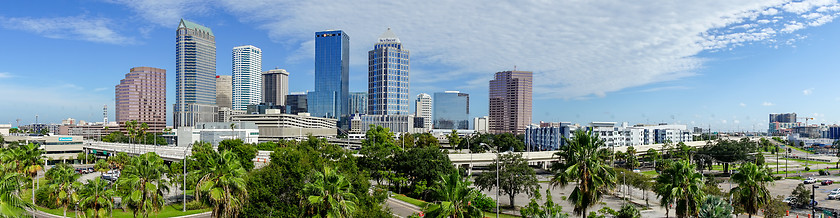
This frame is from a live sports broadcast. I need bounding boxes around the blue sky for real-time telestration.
[1,0,839,132]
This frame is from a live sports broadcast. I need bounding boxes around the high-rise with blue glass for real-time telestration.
[308,30,349,128]
[368,28,410,115]
[175,19,217,127]
[433,91,470,130]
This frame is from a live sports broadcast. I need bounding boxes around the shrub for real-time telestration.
[471,191,496,211]
[819,169,827,175]
[185,200,206,210]
[805,166,811,171]
[35,187,58,209]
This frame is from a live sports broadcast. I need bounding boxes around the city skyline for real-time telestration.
[2,1,840,131]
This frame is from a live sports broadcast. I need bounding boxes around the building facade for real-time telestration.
[770,113,797,123]
[489,70,533,135]
[368,28,410,115]
[286,93,308,115]
[433,91,470,130]
[115,67,167,133]
[215,75,232,109]
[232,45,262,110]
[415,93,432,130]
[263,69,289,107]
[349,92,367,114]
[350,114,417,134]
[231,110,337,141]
[525,122,693,150]
[309,30,349,127]
[175,19,217,127]
[473,116,489,133]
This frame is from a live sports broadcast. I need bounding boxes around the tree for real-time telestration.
[446,129,461,149]
[698,139,756,174]
[195,150,249,217]
[550,130,617,217]
[391,146,455,197]
[126,120,138,144]
[0,165,33,217]
[139,122,149,144]
[494,133,524,152]
[94,159,110,176]
[118,152,169,218]
[305,166,358,218]
[520,189,569,218]
[425,172,482,218]
[414,133,440,148]
[654,160,705,218]
[16,143,43,205]
[731,162,773,218]
[615,204,641,218]
[108,152,130,172]
[790,184,810,208]
[45,164,80,217]
[475,153,538,207]
[697,195,732,218]
[359,125,398,185]
[397,133,415,149]
[218,139,257,171]
[77,177,115,218]
[763,195,789,218]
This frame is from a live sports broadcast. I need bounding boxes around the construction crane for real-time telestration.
[798,117,814,126]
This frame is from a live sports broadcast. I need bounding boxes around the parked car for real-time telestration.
[783,196,795,203]
[804,177,818,184]
[829,192,840,200]
[823,180,835,185]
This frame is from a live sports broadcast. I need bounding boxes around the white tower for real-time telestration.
[103,104,108,123]
[415,93,432,130]
[232,45,263,110]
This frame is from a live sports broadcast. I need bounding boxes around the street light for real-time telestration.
[621,171,626,206]
[183,143,192,212]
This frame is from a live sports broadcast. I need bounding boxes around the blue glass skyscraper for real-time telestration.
[368,28,410,115]
[309,30,349,128]
[433,91,470,130]
[175,19,217,127]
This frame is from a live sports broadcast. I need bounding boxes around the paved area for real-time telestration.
[385,197,422,217]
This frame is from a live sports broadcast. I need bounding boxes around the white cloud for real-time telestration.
[739,102,747,107]
[762,101,775,106]
[803,88,814,95]
[0,72,11,79]
[721,120,728,124]
[0,16,134,44]
[113,0,840,99]
[734,120,741,124]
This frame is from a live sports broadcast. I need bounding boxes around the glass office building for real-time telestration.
[349,92,367,114]
[232,45,262,111]
[309,30,349,128]
[433,91,470,130]
[175,19,217,127]
[368,28,410,115]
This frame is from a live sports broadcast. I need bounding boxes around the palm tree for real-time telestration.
[195,150,248,218]
[304,166,358,218]
[697,195,732,218]
[550,129,617,217]
[139,122,149,145]
[731,162,773,218]
[118,152,169,218]
[109,152,130,172]
[78,177,115,218]
[94,159,110,176]
[45,164,81,217]
[14,143,44,205]
[0,162,33,217]
[654,160,705,218]
[126,120,138,145]
[427,172,482,218]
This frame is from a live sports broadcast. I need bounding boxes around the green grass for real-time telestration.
[21,189,210,218]
[640,171,659,177]
[787,146,815,154]
[782,158,828,165]
[392,194,520,218]
[772,169,823,175]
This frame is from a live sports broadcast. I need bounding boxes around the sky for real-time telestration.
[1,0,840,132]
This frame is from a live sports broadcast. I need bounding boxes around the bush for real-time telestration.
[35,187,58,209]
[805,166,811,171]
[185,200,206,210]
[471,191,496,211]
[819,169,827,175]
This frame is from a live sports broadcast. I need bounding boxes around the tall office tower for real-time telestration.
[175,19,217,127]
[286,93,308,114]
[262,69,289,106]
[232,45,262,110]
[489,70,533,135]
[309,30,349,127]
[415,93,432,129]
[769,113,797,123]
[433,91,469,130]
[115,67,167,133]
[216,75,232,108]
[103,105,108,123]
[349,92,367,114]
[368,28,410,115]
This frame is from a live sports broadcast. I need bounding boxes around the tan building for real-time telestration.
[4,135,83,161]
[116,67,167,133]
[231,110,337,141]
[489,70,532,135]
[216,75,233,109]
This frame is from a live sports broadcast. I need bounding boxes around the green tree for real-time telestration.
[425,172,482,218]
[475,153,538,207]
[0,164,33,217]
[16,143,44,205]
[494,133,524,152]
[520,189,569,218]
[615,204,641,218]
[359,125,398,185]
[139,122,149,144]
[305,166,358,218]
[414,133,440,148]
[446,129,461,149]
[763,195,789,218]
[391,146,455,195]
[731,162,773,218]
[126,120,138,144]
[218,138,257,171]
[697,195,732,218]
[196,150,249,217]
[45,164,80,217]
[654,160,705,218]
[94,159,110,176]
[118,152,169,218]
[108,152,130,172]
[77,177,115,218]
[790,184,810,208]
[550,130,617,217]
[397,133,415,149]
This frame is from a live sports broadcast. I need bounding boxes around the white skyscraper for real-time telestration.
[415,93,432,130]
[232,45,262,110]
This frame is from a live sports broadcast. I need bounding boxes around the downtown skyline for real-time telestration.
[2,1,840,132]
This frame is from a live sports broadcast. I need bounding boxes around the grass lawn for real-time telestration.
[782,158,828,165]
[772,169,823,175]
[640,171,658,177]
[787,146,815,154]
[21,189,210,218]
[392,194,519,218]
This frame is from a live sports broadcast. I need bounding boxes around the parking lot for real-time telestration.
[765,175,840,213]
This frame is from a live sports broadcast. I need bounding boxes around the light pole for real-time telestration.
[621,171,626,206]
[467,136,472,176]
[496,151,499,218]
[183,143,192,212]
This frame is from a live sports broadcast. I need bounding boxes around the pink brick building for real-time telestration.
[115,67,167,133]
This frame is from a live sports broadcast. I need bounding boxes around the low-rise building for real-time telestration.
[350,114,421,134]
[3,135,83,162]
[177,122,259,146]
[525,122,692,151]
[231,110,337,141]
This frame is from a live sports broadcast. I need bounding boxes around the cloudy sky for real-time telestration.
[1,0,839,131]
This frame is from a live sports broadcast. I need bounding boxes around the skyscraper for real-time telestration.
[489,70,533,135]
[433,91,469,130]
[175,19,217,127]
[415,93,432,130]
[349,92,367,114]
[368,28,410,115]
[216,75,232,109]
[116,67,166,133]
[309,30,349,127]
[286,93,308,115]
[232,45,262,110]
[262,69,289,106]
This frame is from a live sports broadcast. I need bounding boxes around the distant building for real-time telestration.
[180,122,259,146]
[262,69,289,106]
[433,91,469,130]
[350,114,417,134]
[286,93,308,114]
[231,110,337,141]
[19,123,61,134]
[116,67,167,133]
[246,103,283,115]
[3,135,83,163]
[368,28,410,115]
[415,93,432,130]
[473,116,489,133]
[215,75,232,109]
[525,122,692,150]
[217,107,246,122]
[232,45,262,110]
[0,124,11,136]
[175,19,217,127]
[489,70,532,135]
[770,113,797,123]
[349,92,367,114]
[309,30,349,128]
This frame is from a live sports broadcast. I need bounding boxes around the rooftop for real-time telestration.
[179,19,214,36]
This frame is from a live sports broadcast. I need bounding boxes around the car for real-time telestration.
[823,180,835,185]
[783,196,795,203]
[804,177,818,184]
[829,192,840,200]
